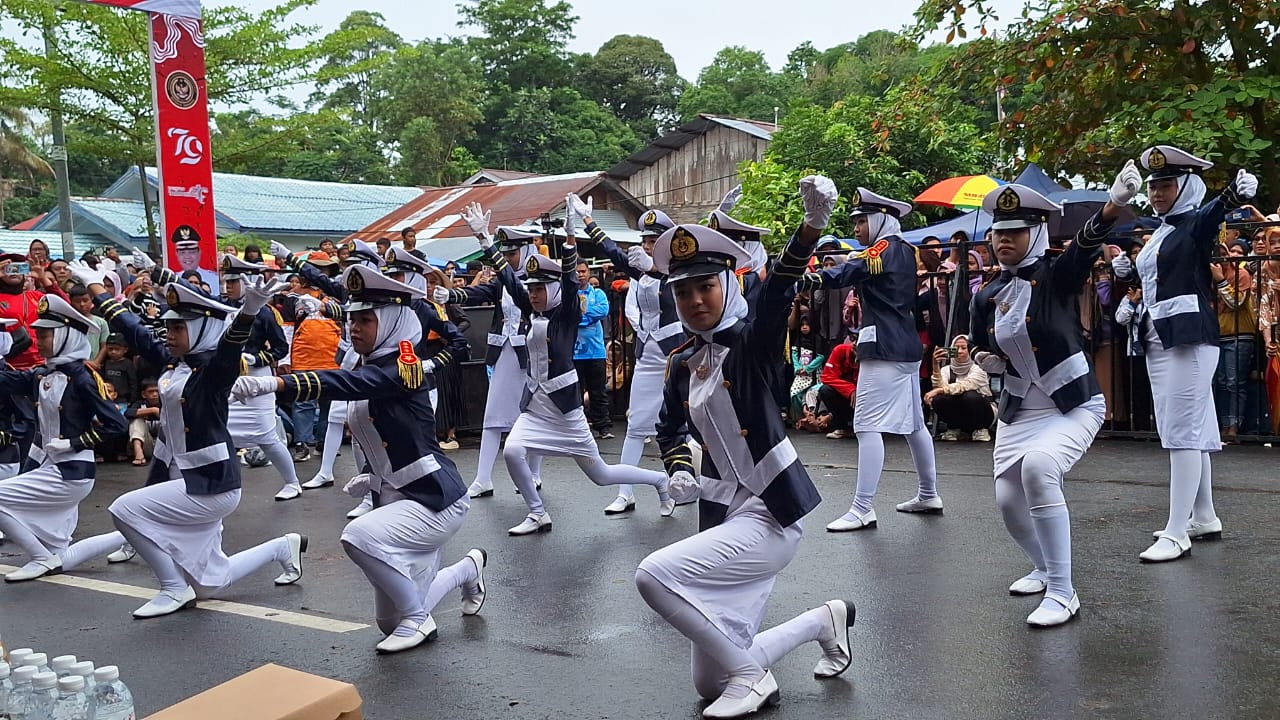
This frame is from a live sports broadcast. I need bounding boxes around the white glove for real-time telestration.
[231,374,279,403]
[800,174,839,230]
[1232,169,1258,200]
[131,251,156,271]
[973,350,1007,375]
[563,199,577,238]
[626,245,654,273]
[1109,159,1142,206]
[240,275,289,316]
[241,352,257,368]
[343,473,371,498]
[44,438,72,454]
[294,294,321,319]
[1111,253,1133,279]
[566,193,593,221]
[68,260,107,288]
[717,185,743,214]
[667,470,700,505]
[462,202,492,240]
[269,241,292,260]
[431,286,451,304]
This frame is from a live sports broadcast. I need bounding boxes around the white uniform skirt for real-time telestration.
[626,342,668,438]
[228,366,279,446]
[506,398,599,458]
[340,490,469,594]
[0,462,19,480]
[1145,339,1221,452]
[109,480,241,588]
[0,465,93,554]
[483,344,525,431]
[993,396,1105,477]
[327,399,350,425]
[854,360,925,434]
[637,497,802,649]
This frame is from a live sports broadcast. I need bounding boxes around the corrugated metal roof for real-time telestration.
[606,114,778,180]
[71,198,151,239]
[462,169,545,185]
[0,229,126,257]
[8,214,44,230]
[346,171,608,243]
[104,167,426,234]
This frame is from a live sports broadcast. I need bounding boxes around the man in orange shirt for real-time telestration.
[286,294,342,461]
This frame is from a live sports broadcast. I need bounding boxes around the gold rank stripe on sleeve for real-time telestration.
[78,427,102,448]
[100,298,130,323]
[288,371,322,402]
[0,431,10,447]
[1076,214,1111,248]
[256,351,274,367]
[560,249,578,273]
[447,288,467,304]
[487,247,509,273]
[432,350,452,369]
[224,323,253,346]
[773,243,813,279]
[154,267,178,285]
[586,223,608,243]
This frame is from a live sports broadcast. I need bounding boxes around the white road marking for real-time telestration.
[0,564,369,633]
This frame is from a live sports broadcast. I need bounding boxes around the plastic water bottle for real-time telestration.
[17,656,48,676]
[7,666,37,719]
[22,672,57,720]
[4,652,32,673]
[0,662,13,719]
[64,665,92,718]
[88,668,132,720]
[47,659,76,680]
[48,677,87,720]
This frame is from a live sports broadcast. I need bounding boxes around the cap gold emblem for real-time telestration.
[671,228,698,261]
[1148,148,1167,170]
[165,287,180,307]
[996,187,1021,213]
[708,213,720,230]
[643,210,656,226]
[220,255,233,271]
[495,229,509,243]
[37,297,49,314]
[851,190,863,207]
[525,256,540,274]
[347,270,365,293]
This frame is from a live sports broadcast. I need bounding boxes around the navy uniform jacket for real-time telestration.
[0,361,127,475]
[0,333,37,465]
[153,267,288,369]
[281,354,466,511]
[820,237,922,362]
[492,245,583,414]
[98,294,255,494]
[970,213,1112,423]
[1140,193,1238,349]
[445,265,530,368]
[411,299,468,374]
[579,220,687,357]
[657,233,822,531]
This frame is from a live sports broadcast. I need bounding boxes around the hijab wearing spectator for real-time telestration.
[949,334,973,378]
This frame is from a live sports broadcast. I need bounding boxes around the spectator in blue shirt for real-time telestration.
[574,261,613,439]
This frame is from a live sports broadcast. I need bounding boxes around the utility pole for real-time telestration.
[43,16,76,259]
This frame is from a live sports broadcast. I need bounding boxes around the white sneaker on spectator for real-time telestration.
[826,428,853,439]
[972,429,991,442]
[941,429,961,441]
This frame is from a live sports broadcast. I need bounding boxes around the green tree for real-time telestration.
[677,46,795,123]
[914,0,1280,206]
[476,87,640,174]
[457,0,578,92]
[0,104,50,186]
[575,35,686,139]
[309,11,405,132]
[280,111,391,184]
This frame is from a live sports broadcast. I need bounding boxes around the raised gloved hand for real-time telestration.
[626,245,654,273]
[1109,159,1143,206]
[431,286,451,304]
[462,202,492,242]
[231,374,279,403]
[973,350,1007,375]
[1232,169,1259,201]
[240,275,290,316]
[241,352,258,368]
[68,260,107,288]
[563,196,577,238]
[717,185,743,214]
[343,473,371,498]
[796,272,824,293]
[44,438,72,454]
[1111,253,1133,279]
[566,193,593,222]
[667,470,700,505]
[800,174,839,230]
[269,241,292,261]
[131,251,156,271]
[293,294,321,319]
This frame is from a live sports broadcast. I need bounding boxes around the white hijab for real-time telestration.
[45,325,92,367]
[401,272,426,292]
[998,223,1051,272]
[676,270,749,342]
[865,212,903,244]
[184,315,231,355]
[368,304,422,360]
[1153,174,1207,222]
[741,241,768,273]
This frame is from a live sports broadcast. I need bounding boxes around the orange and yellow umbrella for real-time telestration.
[914,175,1008,210]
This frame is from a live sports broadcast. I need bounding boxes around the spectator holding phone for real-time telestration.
[925,335,994,441]
[0,254,47,369]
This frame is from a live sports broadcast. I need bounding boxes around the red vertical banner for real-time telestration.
[147,12,218,285]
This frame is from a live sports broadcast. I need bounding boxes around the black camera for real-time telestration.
[540,213,565,232]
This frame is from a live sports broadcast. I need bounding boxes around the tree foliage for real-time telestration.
[677,47,796,123]
[574,35,686,139]
[309,10,405,131]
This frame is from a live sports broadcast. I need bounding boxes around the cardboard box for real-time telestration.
[145,663,362,720]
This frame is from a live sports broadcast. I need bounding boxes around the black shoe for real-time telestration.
[599,430,615,440]
[291,444,312,463]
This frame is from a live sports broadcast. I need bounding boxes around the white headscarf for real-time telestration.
[45,324,91,367]
[1153,174,1207,221]
[676,270,750,342]
[741,240,768,273]
[401,272,426,292]
[998,223,1052,272]
[865,212,903,244]
[183,314,231,355]
[368,304,422,360]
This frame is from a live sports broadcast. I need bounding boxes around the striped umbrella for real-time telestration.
[914,175,1008,210]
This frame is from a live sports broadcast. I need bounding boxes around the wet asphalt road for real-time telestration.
[2,430,1277,720]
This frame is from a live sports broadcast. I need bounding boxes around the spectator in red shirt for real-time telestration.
[0,254,48,369]
[819,333,859,439]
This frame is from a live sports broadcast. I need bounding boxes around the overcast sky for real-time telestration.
[208,0,1028,82]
